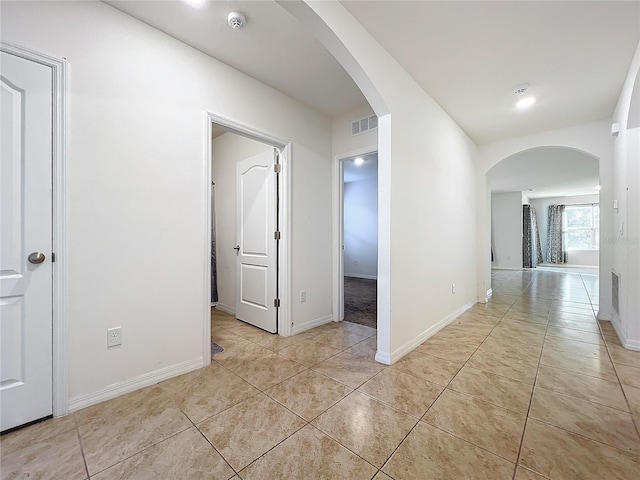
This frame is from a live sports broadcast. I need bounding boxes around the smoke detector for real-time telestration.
[514,84,529,95]
[228,12,246,29]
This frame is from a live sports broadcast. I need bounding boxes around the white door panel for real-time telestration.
[1,51,53,431]
[235,150,277,333]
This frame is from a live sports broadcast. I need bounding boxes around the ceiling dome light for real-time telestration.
[228,11,247,29]
[183,0,205,7]
[516,96,536,110]
[596,185,602,191]
[354,157,364,166]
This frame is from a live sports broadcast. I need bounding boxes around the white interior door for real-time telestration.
[1,51,54,431]
[235,149,278,333]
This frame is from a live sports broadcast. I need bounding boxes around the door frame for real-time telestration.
[1,42,68,417]
[332,145,378,322]
[204,112,292,356]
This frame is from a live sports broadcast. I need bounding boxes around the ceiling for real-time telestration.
[105,1,639,145]
[343,152,378,183]
[487,147,599,199]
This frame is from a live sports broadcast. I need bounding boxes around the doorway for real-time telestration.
[206,114,292,338]
[339,151,378,329]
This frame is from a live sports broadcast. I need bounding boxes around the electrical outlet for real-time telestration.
[107,327,122,348]
[452,283,456,294]
[300,290,307,303]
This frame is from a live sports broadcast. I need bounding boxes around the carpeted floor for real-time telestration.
[344,276,377,329]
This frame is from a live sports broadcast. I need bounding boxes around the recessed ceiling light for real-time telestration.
[183,0,205,7]
[516,96,536,110]
[596,185,602,191]
[354,157,364,166]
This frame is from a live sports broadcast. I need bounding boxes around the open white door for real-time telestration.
[1,51,54,431]
[235,149,278,333]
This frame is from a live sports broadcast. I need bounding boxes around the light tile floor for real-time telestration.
[2,270,640,479]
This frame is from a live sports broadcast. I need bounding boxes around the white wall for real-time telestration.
[211,133,273,312]
[529,194,600,267]
[344,177,378,278]
[282,1,479,364]
[1,0,334,408]
[491,192,524,269]
[610,39,640,350]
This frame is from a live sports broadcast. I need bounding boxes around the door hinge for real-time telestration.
[274,298,280,308]
[274,231,281,240]
[274,163,281,173]
[52,253,56,262]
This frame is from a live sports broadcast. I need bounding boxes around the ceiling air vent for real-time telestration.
[351,115,378,136]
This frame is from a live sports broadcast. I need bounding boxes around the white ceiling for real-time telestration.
[104,0,368,118]
[487,147,599,199]
[105,1,640,145]
[343,152,378,183]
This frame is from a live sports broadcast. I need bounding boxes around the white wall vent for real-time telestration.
[612,270,620,313]
[351,115,378,136]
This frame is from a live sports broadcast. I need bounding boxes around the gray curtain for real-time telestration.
[522,205,543,268]
[546,204,568,264]
[211,182,219,303]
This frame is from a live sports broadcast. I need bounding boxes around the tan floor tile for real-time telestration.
[478,336,542,364]
[342,321,377,338]
[211,328,245,348]
[502,312,549,325]
[264,369,352,421]
[312,328,370,349]
[390,350,462,386]
[230,352,307,390]
[197,393,305,471]
[605,332,624,347]
[448,366,533,414]
[529,387,640,455]
[428,328,487,347]
[358,368,443,418]
[223,322,273,341]
[616,363,640,389]
[76,386,191,475]
[0,414,77,456]
[469,302,511,316]
[548,317,599,334]
[276,339,341,367]
[497,318,548,335]
[487,326,545,347]
[448,311,502,326]
[466,349,538,385]
[598,319,617,335]
[546,326,604,345]
[239,425,377,480]
[159,363,260,424]
[520,418,640,480]
[0,428,86,480]
[423,389,526,462]
[515,467,548,479]
[343,336,377,360]
[543,335,608,359]
[382,422,514,480]
[312,392,417,467]
[212,340,273,370]
[312,352,385,388]
[91,427,235,480]
[608,343,640,368]
[373,472,394,480]
[623,384,640,419]
[535,365,628,410]
[539,348,618,382]
[441,321,495,336]
[415,336,477,363]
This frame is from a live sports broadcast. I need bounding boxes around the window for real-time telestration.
[563,204,599,250]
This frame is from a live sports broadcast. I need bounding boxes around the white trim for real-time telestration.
[375,301,475,365]
[597,309,611,321]
[333,145,378,323]
[68,358,204,412]
[345,273,377,280]
[490,267,524,271]
[214,303,236,316]
[291,314,333,335]
[1,43,68,418]
[607,316,640,351]
[206,112,292,339]
[625,339,640,351]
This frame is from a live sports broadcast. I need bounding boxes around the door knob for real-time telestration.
[28,252,46,264]
[233,245,240,252]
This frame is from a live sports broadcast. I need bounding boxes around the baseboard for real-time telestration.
[215,303,235,315]
[626,339,640,351]
[292,314,333,335]
[344,273,377,280]
[491,267,523,271]
[383,301,475,365]
[68,357,204,412]
[597,310,611,321]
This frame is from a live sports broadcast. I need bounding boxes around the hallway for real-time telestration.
[2,270,639,479]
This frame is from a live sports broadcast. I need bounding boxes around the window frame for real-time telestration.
[562,203,599,251]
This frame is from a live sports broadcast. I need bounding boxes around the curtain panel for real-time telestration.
[522,205,543,268]
[546,204,568,264]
